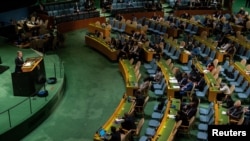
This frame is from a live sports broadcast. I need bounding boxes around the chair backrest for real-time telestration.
[236,75,244,84]
[246,64,250,71]
[121,129,132,141]
[134,118,144,136]
[241,81,248,90]
[229,85,235,95]
[245,87,250,97]
[222,60,229,69]
[240,58,247,66]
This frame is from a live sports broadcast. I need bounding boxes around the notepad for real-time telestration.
[23,62,32,67]
[169,77,175,80]
[169,79,178,83]
[173,85,180,89]
[168,114,175,119]
[222,111,227,115]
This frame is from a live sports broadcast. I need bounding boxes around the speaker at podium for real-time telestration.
[11,57,46,97]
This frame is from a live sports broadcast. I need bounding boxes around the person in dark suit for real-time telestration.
[176,97,197,126]
[105,126,121,141]
[195,73,206,91]
[176,77,194,99]
[227,100,244,123]
[15,51,24,73]
[120,113,136,131]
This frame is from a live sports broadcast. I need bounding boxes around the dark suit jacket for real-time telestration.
[196,78,206,91]
[180,82,193,95]
[121,116,136,130]
[109,131,121,141]
[15,57,24,73]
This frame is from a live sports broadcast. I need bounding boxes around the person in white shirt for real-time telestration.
[216,83,230,101]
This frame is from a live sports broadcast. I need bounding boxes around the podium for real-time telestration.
[11,57,46,97]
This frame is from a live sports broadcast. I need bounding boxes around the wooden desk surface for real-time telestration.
[214,103,229,125]
[22,57,43,72]
[193,35,225,62]
[85,35,119,61]
[119,59,138,96]
[157,59,180,96]
[153,98,181,141]
[93,96,133,141]
[88,23,111,38]
[234,62,250,82]
[227,35,250,50]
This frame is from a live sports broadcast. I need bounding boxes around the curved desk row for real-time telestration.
[93,96,134,141]
[193,35,225,63]
[87,23,111,38]
[177,17,211,36]
[119,59,139,96]
[85,35,119,61]
[157,59,180,98]
[153,98,181,141]
[194,60,220,102]
[233,62,250,82]
[227,35,250,50]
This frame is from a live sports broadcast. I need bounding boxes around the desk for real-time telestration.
[194,60,220,102]
[119,59,138,96]
[214,103,229,125]
[93,96,134,141]
[233,62,250,82]
[87,23,111,38]
[193,35,225,62]
[142,46,155,62]
[153,98,181,141]
[22,57,43,72]
[157,59,180,98]
[85,35,119,61]
[227,35,250,50]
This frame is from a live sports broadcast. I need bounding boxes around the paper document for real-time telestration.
[23,62,32,67]
[173,85,180,89]
[168,114,175,119]
[169,79,178,83]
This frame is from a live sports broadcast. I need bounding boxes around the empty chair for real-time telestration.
[237,86,250,100]
[197,131,208,141]
[239,50,250,61]
[154,83,167,98]
[146,63,158,74]
[144,59,156,70]
[170,50,181,62]
[230,75,244,87]
[196,85,209,99]
[235,80,248,93]
[153,78,165,90]
[198,116,214,131]
[221,65,234,77]
[220,60,229,72]
[181,59,192,73]
[199,102,214,116]
[199,108,214,123]
[200,47,210,58]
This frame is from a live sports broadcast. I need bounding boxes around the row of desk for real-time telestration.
[119,59,139,96]
[194,59,220,102]
[193,35,225,63]
[93,96,134,141]
[85,35,119,61]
